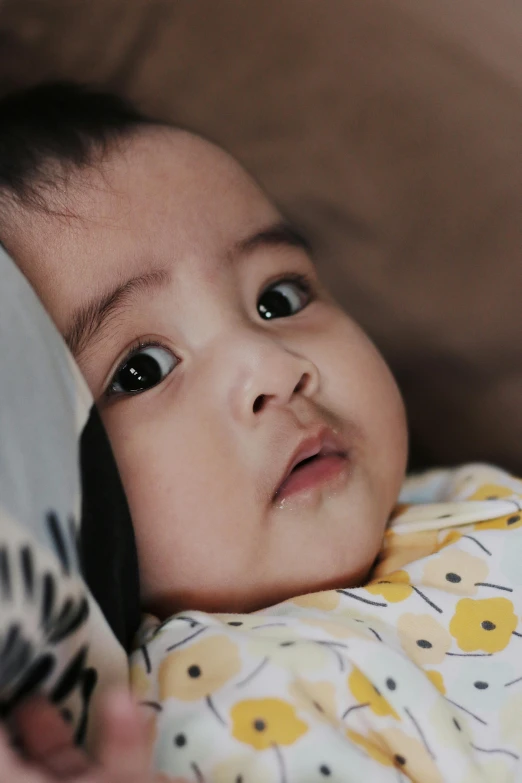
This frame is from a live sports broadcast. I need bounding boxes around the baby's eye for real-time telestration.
[257,276,312,320]
[107,344,178,397]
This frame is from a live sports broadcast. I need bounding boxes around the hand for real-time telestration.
[0,689,183,782]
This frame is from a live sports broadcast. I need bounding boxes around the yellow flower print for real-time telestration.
[468,482,522,530]
[247,635,330,672]
[347,668,399,719]
[380,728,443,783]
[290,591,340,610]
[366,570,412,602]
[437,530,462,550]
[475,512,522,531]
[158,634,241,701]
[373,531,440,577]
[426,670,446,695]
[469,484,514,501]
[397,613,452,665]
[346,730,393,767]
[289,679,338,725]
[368,571,443,614]
[231,698,308,750]
[422,549,489,596]
[449,597,518,653]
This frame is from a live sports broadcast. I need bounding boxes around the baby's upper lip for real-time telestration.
[274,427,347,499]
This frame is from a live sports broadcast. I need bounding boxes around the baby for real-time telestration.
[1,83,522,783]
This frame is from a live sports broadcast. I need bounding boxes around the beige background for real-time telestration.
[1,0,521,472]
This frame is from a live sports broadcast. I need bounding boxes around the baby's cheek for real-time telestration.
[365,367,408,516]
[317,316,407,505]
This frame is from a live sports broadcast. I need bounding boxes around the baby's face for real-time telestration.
[10,128,407,613]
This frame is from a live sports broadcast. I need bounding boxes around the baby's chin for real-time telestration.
[147,563,376,618]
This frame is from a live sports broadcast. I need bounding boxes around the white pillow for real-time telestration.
[0,245,139,747]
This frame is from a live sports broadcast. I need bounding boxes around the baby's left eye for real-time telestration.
[107,344,178,397]
[257,277,312,320]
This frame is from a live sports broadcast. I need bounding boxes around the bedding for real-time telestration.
[0,244,140,746]
[131,464,522,782]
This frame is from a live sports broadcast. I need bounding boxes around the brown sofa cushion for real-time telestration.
[1,0,521,471]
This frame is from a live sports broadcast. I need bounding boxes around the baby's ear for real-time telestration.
[0,244,138,748]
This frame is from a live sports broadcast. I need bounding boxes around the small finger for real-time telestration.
[0,723,44,783]
[13,697,89,776]
[0,724,19,769]
[97,690,150,779]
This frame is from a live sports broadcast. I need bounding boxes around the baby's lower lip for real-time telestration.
[274,453,348,501]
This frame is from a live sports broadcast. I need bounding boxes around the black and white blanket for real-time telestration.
[0,246,140,747]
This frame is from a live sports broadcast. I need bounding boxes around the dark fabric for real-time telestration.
[80,407,140,653]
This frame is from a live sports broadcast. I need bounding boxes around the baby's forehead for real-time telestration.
[104,127,258,197]
[9,136,284,344]
[59,127,277,239]
[8,128,285,343]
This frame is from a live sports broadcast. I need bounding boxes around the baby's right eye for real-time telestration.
[107,343,178,397]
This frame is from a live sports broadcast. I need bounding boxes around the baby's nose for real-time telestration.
[252,370,314,414]
[228,337,320,423]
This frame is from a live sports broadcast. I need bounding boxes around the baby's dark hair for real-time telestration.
[0,81,155,214]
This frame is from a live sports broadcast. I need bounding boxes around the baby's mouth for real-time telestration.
[273,429,348,502]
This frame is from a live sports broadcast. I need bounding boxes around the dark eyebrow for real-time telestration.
[65,221,310,357]
[64,267,171,356]
[231,221,312,261]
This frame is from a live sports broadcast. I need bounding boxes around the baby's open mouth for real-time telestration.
[292,453,322,470]
[273,430,348,502]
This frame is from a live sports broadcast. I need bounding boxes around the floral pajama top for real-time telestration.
[130,463,522,782]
